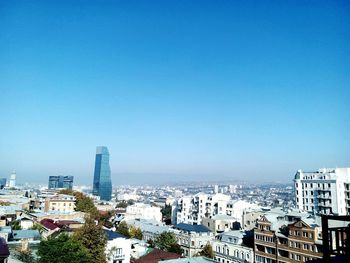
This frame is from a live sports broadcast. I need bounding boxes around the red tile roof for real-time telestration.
[40,219,60,231]
[134,249,181,263]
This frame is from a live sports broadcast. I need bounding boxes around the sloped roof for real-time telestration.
[104,230,126,240]
[12,230,40,240]
[174,223,210,233]
[134,248,181,263]
[40,219,60,231]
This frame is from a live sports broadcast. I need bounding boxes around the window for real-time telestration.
[303,244,309,250]
[295,254,301,261]
[303,232,308,237]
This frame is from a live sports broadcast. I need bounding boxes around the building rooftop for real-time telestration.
[12,230,40,240]
[134,248,181,263]
[104,230,126,240]
[174,223,210,233]
[161,256,217,263]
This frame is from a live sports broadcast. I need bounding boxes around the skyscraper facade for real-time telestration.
[93,146,112,201]
[9,171,16,188]
[48,175,74,190]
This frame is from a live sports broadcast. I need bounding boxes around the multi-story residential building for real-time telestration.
[93,146,112,201]
[172,193,231,225]
[125,203,162,222]
[48,175,74,190]
[226,200,260,226]
[173,223,214,257]
[212,230,254,263]
[105,230,131,263]
[173,194,260,226]
[294,168,350,215]
[242,210,263,230]
[44,194,76,212]
[254,211,323,263]
[202,215,238,234]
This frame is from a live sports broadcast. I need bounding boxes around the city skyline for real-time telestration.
[1,1,349,185]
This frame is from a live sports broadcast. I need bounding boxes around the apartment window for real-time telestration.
[295,230,300,236]
[295,254,301,261]
[303,244,309,250]
[303,232,308,238]
[328,183,331,188]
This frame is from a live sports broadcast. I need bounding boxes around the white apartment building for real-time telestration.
[294,167,350,215]
[125,203,162,222]
[105,230,131,263]
[173,194,260,226]
[172,193,231,225]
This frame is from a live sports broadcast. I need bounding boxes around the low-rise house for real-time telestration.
[40,219,61,239]
[11,230,40,242]
[19,216,34,230]
[212,231,253,263]
[105,230,131,263]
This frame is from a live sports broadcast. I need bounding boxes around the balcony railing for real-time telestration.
[322,215,350,262]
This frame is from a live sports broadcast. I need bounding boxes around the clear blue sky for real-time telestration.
[1,0,349,185]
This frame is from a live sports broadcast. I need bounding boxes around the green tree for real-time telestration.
[73,216,107,263]
[116,201,128,208]
[197,243,214,259]
[37,233,92,263]
[116,221,130,237]
[168,243,183,255]
[59,190,99,218]
[129,226,142,240]
[161,204,172,219]
[11,220,22,230]
[154,232,179,252]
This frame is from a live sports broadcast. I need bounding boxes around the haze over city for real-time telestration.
[1,1,349,185]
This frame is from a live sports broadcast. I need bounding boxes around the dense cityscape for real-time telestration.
[0,146,349,262]
[2,1,349,263]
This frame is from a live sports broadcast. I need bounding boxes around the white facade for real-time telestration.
[173,193,231,225]
[173,194,259,226]
[294,168,350,215]
[226,200,260,225]
[105,235,131,263]
[212,231,254,263]
[9,171,16,188]
[125,203,162,222]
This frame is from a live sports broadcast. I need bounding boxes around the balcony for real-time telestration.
[322,215,350,262]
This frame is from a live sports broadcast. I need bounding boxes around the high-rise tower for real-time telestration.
[92,146,112,201]
[9,171,16,188]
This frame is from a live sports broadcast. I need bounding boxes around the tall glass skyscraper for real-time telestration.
[93,146,112,201]
[48,175,74,189]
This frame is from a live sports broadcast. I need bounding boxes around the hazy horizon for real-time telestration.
[1,1,349,185]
